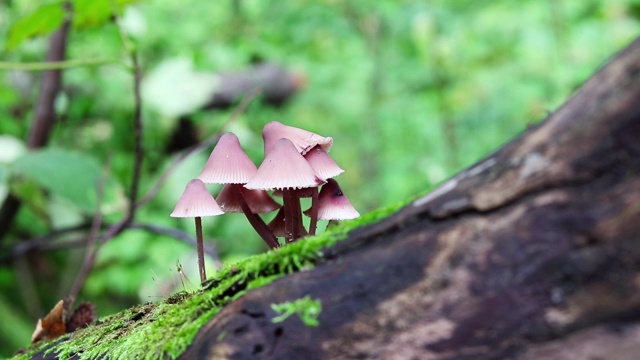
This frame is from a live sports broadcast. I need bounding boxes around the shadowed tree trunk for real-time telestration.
[179,37,640,359]
[27,37,640,360]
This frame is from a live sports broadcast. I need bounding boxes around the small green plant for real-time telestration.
[271,295,322,327]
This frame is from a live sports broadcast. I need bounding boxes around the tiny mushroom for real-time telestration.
[246,138,325,242]
[171,178,224,283]
[303,145,344,180]
[262,121,333,155]
[304,178,360,221]
[303,145,345,235]
[198,132,280,249]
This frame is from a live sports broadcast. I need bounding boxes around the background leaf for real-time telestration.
[6,2,65,50]
[10,148,124,213]
[6,0,139,50]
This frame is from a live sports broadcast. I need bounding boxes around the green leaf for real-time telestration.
[10,148,124,213]
[10,178,50,225]
[6,2,66,50]
[73,0,140,29]
[6,0,140,50]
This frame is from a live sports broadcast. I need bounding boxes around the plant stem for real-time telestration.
[308,187,319,236]
[283,189,304,242]
[195,217,206,283]
[0,58,119,71]
[233,185,279,249]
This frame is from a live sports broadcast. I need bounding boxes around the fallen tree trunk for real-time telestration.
[26,37,640,360]
[180,37,640,359]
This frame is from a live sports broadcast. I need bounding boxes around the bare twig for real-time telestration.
[0,222,221,266]
[66,167,107,310]
[62,6,145,303]
[0,58,121,71]
[130,223,220,268]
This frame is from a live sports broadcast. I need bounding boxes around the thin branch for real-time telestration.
[63,5,144,304]
[0,224,90,264]
[130,223,220,268]
[109,9,144,223]
[0,222,221,267]
[127,50,144,219]
[66,169,106,310]
[0,58,121,71]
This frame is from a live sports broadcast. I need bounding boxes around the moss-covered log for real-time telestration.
[179,37,640,359]
[25,37,640,360]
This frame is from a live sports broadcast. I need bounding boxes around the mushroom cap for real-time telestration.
[262,121,333,156]
[304,178,359,220]
[198,132,257,184]
[245,138,326,190]
[304,145,344,180]
[170,179,224,218]
[216,183,281,214]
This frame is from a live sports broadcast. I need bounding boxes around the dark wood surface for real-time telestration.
[180,36,640,359]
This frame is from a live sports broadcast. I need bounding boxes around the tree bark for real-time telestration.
[179,37,640,359]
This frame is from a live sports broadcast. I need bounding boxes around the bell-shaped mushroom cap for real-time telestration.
[304,179,359,220]
[245,138,326,190]
[263,121,333,156]
[198,132,257,184]
[216,184,281,214]
[170,179,224,218]
[304,146,344,180]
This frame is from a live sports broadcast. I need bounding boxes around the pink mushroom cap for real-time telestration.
[262,121,333,156]
[170,179,224,218]
[304,145,344,180]
[304,178,359,220]
[198,132,257,184]
[245,138,326,190]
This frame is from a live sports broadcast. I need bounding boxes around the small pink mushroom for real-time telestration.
[246,138,325,242]
[304,178,359,221]
[262,121,333,156]
[198,132,280,249]
[170,179,223,283]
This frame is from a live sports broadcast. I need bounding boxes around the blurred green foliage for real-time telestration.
[0,0,638,356]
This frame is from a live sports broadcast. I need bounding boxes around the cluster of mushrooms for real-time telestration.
[170,121,359,283]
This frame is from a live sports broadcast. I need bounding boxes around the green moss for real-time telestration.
[271,295,322,327]
[12,199,409,360]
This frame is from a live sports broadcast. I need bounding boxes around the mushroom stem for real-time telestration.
[308,187,319,236]
[283,189,304,242]
[194,216,206,283]
[232,185,279,249]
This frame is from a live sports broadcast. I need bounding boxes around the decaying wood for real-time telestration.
[180,37,640,359]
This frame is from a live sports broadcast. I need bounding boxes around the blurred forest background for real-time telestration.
[0,0,639,355]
